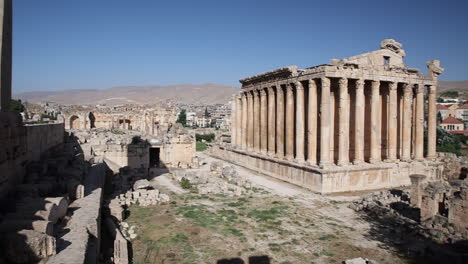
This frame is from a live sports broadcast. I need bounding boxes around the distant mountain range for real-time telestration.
[14,84,240,105]
[13,81,468,106]
[438,80,468,100]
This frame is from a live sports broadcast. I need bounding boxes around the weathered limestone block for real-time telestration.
[409,174,427,208]
[3,229,56,264]
[104,218,129,264]
[222,166,238,181]
[210,161,223,174]
[0,220,54,236]
[133,179,149,190]
[13,197,68,224]
[448,185,468,231]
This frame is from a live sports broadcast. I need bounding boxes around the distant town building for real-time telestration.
[440,116,464,131]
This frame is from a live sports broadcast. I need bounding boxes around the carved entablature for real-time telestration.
[240,66,298,87]
[380,39,406,57]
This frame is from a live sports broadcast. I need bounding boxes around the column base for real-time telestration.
[425,155,437,161]
[384,158,398,163]
[400,158,412,163]
[306,160,317,167]
[319,161,332,169]
[285,155,294,161]
[337,160,349,167]
[353,160,365,165]
[368,159,382,164]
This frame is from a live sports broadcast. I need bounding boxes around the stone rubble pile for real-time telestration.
[437,152,468,181]
[0,133,91,264]
[173,161,252,196]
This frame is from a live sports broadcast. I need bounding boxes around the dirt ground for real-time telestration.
[125,154,413,264]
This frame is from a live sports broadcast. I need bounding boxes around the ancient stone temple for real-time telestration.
[214,40,445,193]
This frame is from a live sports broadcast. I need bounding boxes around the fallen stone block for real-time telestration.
[2,229,56,264]
[0,220,54,236]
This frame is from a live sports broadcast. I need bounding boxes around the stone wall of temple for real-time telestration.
[0,113,65,198]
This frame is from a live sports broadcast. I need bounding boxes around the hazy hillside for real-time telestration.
[438,80,468,99]
[14,84,239,105]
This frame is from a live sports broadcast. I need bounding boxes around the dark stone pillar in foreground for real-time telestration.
[0,0,12,112]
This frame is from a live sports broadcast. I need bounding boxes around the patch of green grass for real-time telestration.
[157,233,189,244]
[128,206,153,219]
[196,142,207,151]
[318,234,337,241]
[247,206,288,222]
[224,227,244,237]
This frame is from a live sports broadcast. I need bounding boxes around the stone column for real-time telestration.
[260,89,268,154]
[0,0,12,112]
[387,82,398,161]
[427,85,437,159]
[241,93,248,149]
[319,77,331,167]
[295,81,305,162]
[354,79,365,164]
[415,84,425,160]
[370,80,381,163]
[401,84,413,161]
[285,83,295,160]
[276,85,285,158]
[236,95,242,146]
[267,87,276,155]
[337,78,349,166]
[247,92,254,151]
[231,95,237,147]
[307,79,318,165]
[253,90,260,152]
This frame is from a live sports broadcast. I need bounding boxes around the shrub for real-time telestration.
[195,133,215,142]
[180,178,192,189]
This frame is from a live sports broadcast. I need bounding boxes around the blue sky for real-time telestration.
[12,0,468,93]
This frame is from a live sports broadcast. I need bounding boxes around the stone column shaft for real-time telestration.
[387,82,398,161]
[253,90,261,152]
[427,85,437,159]
[337,78,349,166]
[0,0,12,112]
[370,80,381,163]
[247,92,254,151]
[415,85,425,160]
[231,95,237,147]
[236,96,242,146]
[267,87,276,155]
[295,81,305,162]
[401,84,413,161]
[354,79,365,164]
[285,83,295,160]
[260,89,268,154]
[276,85,285,158]
[242,93,248,149]
[307,79,318,165]
[319,77,331,167]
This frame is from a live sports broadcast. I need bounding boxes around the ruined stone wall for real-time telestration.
[25,123,64,161]
[0,113,65,198]
[0,113,27,198]
[161,140,195,168]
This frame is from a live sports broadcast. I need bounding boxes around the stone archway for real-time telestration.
[88,112,96,129]
[70,115,80,129]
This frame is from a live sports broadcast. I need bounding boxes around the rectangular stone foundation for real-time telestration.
[209,146,444,194]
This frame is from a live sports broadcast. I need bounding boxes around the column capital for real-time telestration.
[415,84,425,94]
[268,86,275,92]
[260,88,267,97]
[389,82,397,91]
[371,80,380,90]
[321,77,330,87]
[308,79,317,89]
[246,91,253,98]
[295,81,304,90]
[428,85,436,94]
[286,83,294,92]
[276,84,284,94]
[403,83,413,94]
[338,77,348,87]
[356,79,365,89]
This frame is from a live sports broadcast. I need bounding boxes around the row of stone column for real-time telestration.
[231,77,437,167]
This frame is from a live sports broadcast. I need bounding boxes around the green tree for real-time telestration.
[9,99,25,112]
[176,109,187,126]
[204,107,210,118]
